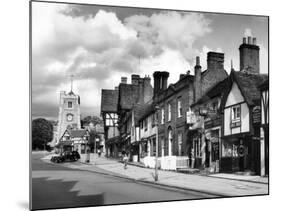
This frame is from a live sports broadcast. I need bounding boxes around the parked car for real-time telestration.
[50,151,80,163]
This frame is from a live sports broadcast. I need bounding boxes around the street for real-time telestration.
[31,153,217,210]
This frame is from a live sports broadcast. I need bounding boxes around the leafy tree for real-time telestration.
[81,116,103,127]
[32,118,53,150]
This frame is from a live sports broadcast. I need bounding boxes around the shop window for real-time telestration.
[221,140,239,157]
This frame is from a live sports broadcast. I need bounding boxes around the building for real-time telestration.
[57,89,81,142]
[259,79,269,176]
[190,78,230,172]
[101,88,119,157]
[56,129,90,154]
[220,36,268,175]
[117,75,153,158]
[151,53,228,169]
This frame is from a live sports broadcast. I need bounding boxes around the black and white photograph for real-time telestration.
[30,0,269,210]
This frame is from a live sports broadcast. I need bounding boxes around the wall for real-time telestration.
[224,82,250,136]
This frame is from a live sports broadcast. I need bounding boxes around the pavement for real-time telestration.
[44,153,269,197]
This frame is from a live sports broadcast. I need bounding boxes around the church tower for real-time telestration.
[57,77,81,141]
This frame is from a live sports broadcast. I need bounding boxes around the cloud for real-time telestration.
[244,28,253,37]
[32,3,213,119]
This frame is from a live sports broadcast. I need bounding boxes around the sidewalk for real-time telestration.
[77,153,268,197]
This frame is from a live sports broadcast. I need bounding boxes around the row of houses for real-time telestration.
[101,36,269,176]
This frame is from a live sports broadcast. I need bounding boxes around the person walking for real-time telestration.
[122,151,128,169]
[98,149,101,157]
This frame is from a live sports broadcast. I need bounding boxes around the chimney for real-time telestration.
[239,36,260,73]
[114,86,118,90]
[143,75,153,103]
[161,72,169,90]
[153,71,161,96]
[153,71,169,97]
[131,74,140,85]
[121,77,127,84]
[180,74,185,80]
[243,37,247,44]
[207,52,224,70]
[194,56,202,102]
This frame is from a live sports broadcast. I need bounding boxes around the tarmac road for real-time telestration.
[31,152,217,210]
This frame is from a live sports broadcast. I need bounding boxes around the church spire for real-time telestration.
[69,74,75,95]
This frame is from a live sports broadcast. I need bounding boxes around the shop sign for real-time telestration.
[199,107,208,116]
[186,111,197,124]
[252,106,261,124]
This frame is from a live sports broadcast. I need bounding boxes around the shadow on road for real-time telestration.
[32,177,104,210]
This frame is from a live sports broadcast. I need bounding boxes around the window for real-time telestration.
[230,105,241,128]
[144,118,148,131]
[168,103,171,121]
[152,113,155,127]
[68,101,73,108]
[177,98,183,117]
[231,105,241,121]
[161,108,164,124]
[178,132,183,156]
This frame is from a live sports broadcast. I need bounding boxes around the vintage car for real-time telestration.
[51,151,80,163]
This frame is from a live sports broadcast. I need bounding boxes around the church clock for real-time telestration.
[67,113,73,121]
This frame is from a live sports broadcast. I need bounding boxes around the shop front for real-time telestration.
[221,133,252,173]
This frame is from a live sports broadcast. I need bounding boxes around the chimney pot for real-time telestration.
[247,36,252,45]
[243,37,247,44]
[253,37,257,45]
[196,56,200,66]
[121,77,127,84]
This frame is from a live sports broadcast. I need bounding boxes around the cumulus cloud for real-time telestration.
[32,3,213,119]
[244,28,253,37]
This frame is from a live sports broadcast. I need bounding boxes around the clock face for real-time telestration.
[67,114,73,121]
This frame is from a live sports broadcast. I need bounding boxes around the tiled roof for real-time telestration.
[118,84,139,110]
[101,89,119,113]
[69,129,88,138]
[234,71,268,105]
[134,103,155,124]
[191,77,230,106]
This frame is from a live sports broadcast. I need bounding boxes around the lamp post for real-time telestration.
[155,105,160,181]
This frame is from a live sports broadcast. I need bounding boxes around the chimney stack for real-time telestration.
[131,74,140,85]
[153,71,169,97]
[207,52,224,70]
[194,56,202,102]
[239,36,260,73]
[121,77,127,84]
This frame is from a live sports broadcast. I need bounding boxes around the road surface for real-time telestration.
[31,153,217,210]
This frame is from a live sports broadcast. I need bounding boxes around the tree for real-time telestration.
[81,116,103,128]
[32,118,53,150]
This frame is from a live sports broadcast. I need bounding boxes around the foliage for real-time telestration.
[32,118,53,150]
[81,116,103,127]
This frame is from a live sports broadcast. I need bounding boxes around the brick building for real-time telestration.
[152,53,228,162]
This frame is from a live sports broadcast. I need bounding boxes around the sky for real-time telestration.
[31,1,268,120]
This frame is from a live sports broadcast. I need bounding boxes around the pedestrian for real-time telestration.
[98,149,101,157]
[123,152,128,169]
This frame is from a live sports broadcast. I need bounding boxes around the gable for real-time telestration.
[225,82,245,107]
